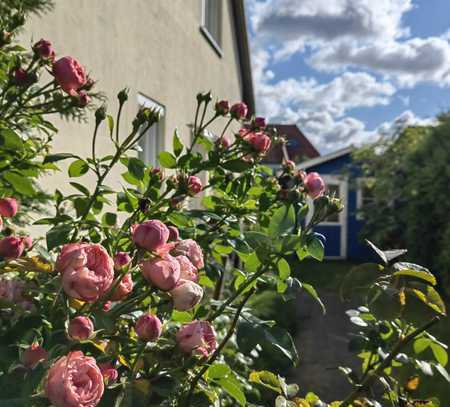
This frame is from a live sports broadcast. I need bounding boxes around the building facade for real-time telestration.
[22,0,254,193]
[300,146,374,260]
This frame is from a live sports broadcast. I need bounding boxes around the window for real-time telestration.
[324,183,340,223]
[357,178,375,219]
[201,0,223,55]
[137,94,165,168]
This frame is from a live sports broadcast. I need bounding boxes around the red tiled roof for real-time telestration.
[264,124,320,164]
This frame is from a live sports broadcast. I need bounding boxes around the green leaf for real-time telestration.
[127,157,145,180]
[173,129,183,157]
[435,363,450,382]
[68,159,89,177]
[158,151,177,168]
[70,182,90,196]
[222,159,252,173]
[413,337,431,354]
[249,370,282,393]
[43,153,78,163]
[0,129,24,150]
[3,171,34,195]
[102,212,117,226]
[217,376,246,406]
[392,262,437,286]
[307,236,324,261]
[107,114,114,135]
[269,205,296,237]
[46,224,73,251]
[277,258,291,280]
[244,231,271,251]
[302,283,326,314]
[430,343,448,367]
[208,363,231,380]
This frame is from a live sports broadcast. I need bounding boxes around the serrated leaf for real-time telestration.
[158,151,177,168]
[68,159,89,177]
[269,205,296,236]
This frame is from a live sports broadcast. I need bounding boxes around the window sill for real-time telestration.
[200,26,223,57]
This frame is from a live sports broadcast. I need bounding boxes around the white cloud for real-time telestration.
[309,37,450,87]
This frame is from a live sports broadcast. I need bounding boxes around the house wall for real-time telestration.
[21,0,245,196]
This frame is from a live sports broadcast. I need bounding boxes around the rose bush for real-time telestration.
[0,3,448,407]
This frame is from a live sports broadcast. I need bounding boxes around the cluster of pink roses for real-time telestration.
[14,38,92,106]
[41,218,217,407]
[0,197,33,259]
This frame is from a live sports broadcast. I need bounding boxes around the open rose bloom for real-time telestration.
[56,243,114,302]
[176,320,217,357]
[45,351,104,407]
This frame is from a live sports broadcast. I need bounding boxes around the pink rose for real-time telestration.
[45,351,104,407]
[57,243,114,302]
[171,239,204,269]
[168,225,180,242]
[217,136,231,149]
[13,68,30,86]
[230,102,248,120]
[0,197,18,217]
[135,313,162,342]
[170,279,203,311]
[176,320,217,357]
[103,301,112,312]
[113,252,131,271]
[132,220,169,252]
[68,316,94,341]
[52,56,87,96]
[22,236,33,249]
[303,172,325,199]
[21,343,48,369]
[244,131,271,154]
[254,116,267,129]
[78,91,91,107]
[98,362,118,384]
[237,127,252,138]
[0,236,24,259]
[176,255,198,282]
[110,273,133,301]
[33,39,55,60]
[140,255,180,291]
[187,175,202,195]
[0,216,3,229]
[215,100,230,115]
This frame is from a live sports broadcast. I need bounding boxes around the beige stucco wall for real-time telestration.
[22,0,244,196]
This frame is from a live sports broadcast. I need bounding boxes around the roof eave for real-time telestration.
[298,145,355,170]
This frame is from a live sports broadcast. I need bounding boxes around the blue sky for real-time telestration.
[246,0,450,153]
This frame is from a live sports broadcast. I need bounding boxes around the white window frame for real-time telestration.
[305,174,348,259]
[356,177,375,220]
[137,93,165,168]
[200,0,223,57]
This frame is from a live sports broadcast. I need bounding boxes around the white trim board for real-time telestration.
[298,145,354,170]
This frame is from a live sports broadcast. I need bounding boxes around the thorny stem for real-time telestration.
[340,316,441,407]
[184,288,255,406]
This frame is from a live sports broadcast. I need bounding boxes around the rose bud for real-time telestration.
[45,351,104,407]
[13,68,30,86]
[216,136,231,149]
[135,313,162,342]
[103,301,112,312]
[78,91,91,107]
[168,225,180,242]
[132,220,169,252]
[151,167,163,179]
[98,362,118,385]
[187,175,202,195]
[230,102,248,120]
[282,159,296,172]
[244,131,271,154]
[140,255,180,291]
[56,243,114,302]
[113,252,131,271]
[303,172,326,199]
[176,255,198,282]
[215,100,230,115]
[82,76,96,91]
[176,320,217,357]
[110,273,133,301]
[21,343,48,369]
[170,279,203,311]
[171,239,204,269]
[52,56,87,96]
[22,236,33,249]
[0,197,18,217]
[68,316,94,341]
[32,39,55,61]
[0,236,24,259]
[254,116,267,129]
